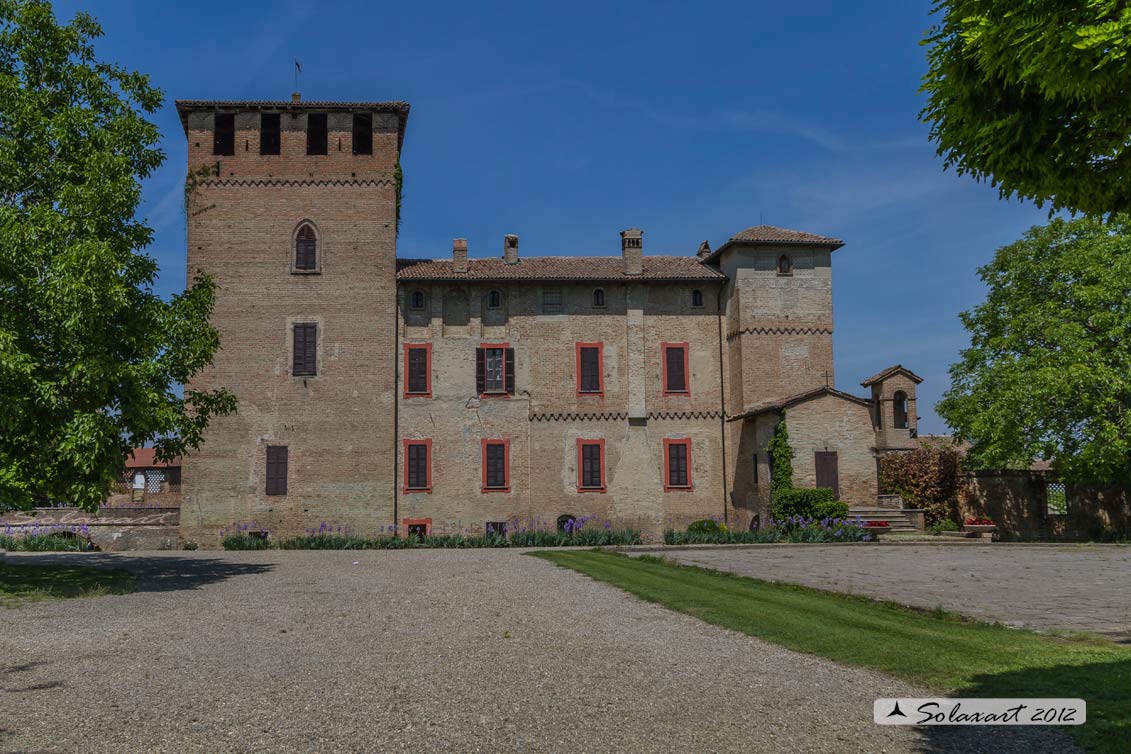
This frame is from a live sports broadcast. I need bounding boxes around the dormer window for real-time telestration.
[592,288,605,308]
[294,224,318,271]
[777,254,793,276]
[691,289,704,308]
[409,290,426,311]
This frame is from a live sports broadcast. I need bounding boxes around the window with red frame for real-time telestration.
[481,439,510,492]
[577,342,603,395]
[664,438,692,490]
[662,342,689,395]
[577,439,605,491]
[404,344,431,397]
[476,344,515,395]
[404,440,431,492]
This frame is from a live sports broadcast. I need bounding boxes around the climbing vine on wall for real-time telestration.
[767,415,794,492]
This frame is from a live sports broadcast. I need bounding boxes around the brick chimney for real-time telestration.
[452,238,468,273]
[697,240,711,261]
[291,92,301,103]
[620,228,643,276]
[503,234,519,265]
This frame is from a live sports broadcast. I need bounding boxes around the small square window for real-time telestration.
[486,521,508,538]
[407,523,427,537]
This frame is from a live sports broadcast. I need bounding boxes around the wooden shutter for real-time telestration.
[407,444,428,489]
[582,444,602,488]
[505,348,515,395]
[665,346,686,392]
[475,348,485,394]
[265,446,287,496]
[814,451,840,499]
[485,443,506,488]
[668,443,688,487]
[579,347,600,393]
[293,323,317,376]
[295,226,316,270]
[407,347,428,394]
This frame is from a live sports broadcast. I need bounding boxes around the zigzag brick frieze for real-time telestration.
[199,177,394,189]
[726,325,832,341]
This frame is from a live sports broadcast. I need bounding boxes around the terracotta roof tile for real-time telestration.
[396,256,725,282]
[860,364,924,387]
[126,448,182,469]
[727,386,872,422]
[729,225,844,246]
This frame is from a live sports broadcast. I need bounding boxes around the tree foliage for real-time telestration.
[937,216,1131,485]
[0,1,235,510]
[879,444,962,526]
[921,1,1131,215]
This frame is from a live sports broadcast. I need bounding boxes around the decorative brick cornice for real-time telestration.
[726,326,832,341]
[529,411,629,422]
[198,177,394,189]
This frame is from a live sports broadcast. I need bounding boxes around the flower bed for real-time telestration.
[965,516,995,526]
[664,516,874,545]
[221,518,643,551]
[1,523,95,552]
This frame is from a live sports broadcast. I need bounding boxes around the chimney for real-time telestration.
[452,238,468,273]
[291,92,301,103]
[696,240,712,261]
[620,228,643,275]
[503,234,519,265]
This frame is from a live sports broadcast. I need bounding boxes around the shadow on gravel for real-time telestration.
[8,554,274,594]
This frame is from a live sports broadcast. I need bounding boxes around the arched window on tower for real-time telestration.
[295,224,317,271]
[893,390,909,429]
[777,254,793,276]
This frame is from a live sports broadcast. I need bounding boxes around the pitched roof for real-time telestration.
[860,364,924,387]
[704,225,844,264]
[126,448,182,469]
[727,386,872,422]
[395,256,726,282]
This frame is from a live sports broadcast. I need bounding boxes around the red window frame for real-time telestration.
[661,342,690,396]
[402,517,432,537]
[663,438,693,491]
[576,438,607,493]
[402,439,432,493]
[403,342,432,398]
[480,438,511,493]
[480,341,510,397]
[575,341,604,396]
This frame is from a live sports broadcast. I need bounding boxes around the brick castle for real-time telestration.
[177,96,922,544]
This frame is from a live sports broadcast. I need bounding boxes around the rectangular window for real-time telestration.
[265,445,287,496]
[576,342,603,395]
[476,344,514,396]
[306,113,328,155]
[664,438,692,491]
[213,113,235,156]
[404,440,432,492]
[481,439,510,492]
[292,322,317,377]
[661,342,689,395]
[485,521,507,538]
[404,343,432,397]
[352,113,372,155]
[542,286,562,314]
[577,439,606,492]
[260,113,281,155]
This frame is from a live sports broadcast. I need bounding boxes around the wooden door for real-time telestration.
[815,451,840,499]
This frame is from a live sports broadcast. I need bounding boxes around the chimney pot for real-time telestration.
[620,228,643,275]
[453,238,468,273]
[291,92,301,103]
[503,234,519,264]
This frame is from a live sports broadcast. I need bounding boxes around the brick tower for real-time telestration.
[177,97,409,543]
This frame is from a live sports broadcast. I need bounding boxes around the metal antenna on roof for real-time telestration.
[294,58,301,96]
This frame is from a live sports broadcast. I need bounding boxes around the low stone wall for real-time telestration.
[0,507,180,551]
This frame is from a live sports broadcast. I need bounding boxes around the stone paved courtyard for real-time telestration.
[639,543,1131,642]
[0,549,1077,753]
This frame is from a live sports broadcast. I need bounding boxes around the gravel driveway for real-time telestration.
[0,550,1076,753]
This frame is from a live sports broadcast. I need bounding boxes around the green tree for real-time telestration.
[920,1,1131,215]
[938,216,1131,485]
[0,1,235,510]
[767,417,793,492]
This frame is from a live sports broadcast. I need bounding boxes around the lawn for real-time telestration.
[0,562,135,606]
[534,550,1131,754]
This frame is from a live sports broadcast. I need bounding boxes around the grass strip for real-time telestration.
[0,562,135,606]
[533,549,1130,754]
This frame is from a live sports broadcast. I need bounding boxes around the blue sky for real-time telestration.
[56,0,1050,434]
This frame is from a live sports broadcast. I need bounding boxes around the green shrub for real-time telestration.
[0,533,94,552]
[772,487,836,519]
[687,519,722,534]
[664,520,872,545]
[813,500,850,520]
[223,528,643,550]
[929,519,960,535]
[221,533,270,550]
